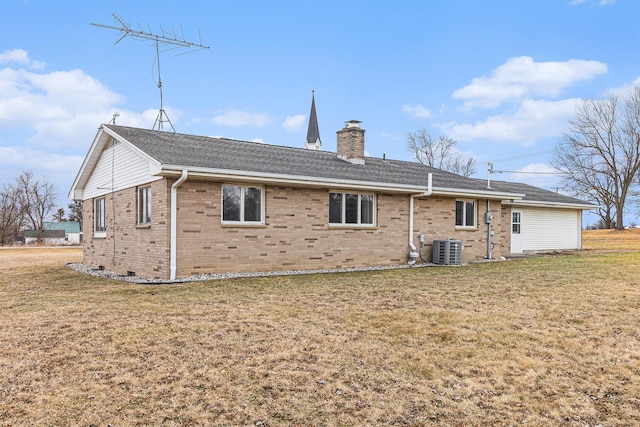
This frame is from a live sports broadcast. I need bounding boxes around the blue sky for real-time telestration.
[2,0,638,224]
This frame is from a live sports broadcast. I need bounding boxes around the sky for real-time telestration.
[2,0,639,225]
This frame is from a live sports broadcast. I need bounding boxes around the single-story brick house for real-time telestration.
[69,121,593,280]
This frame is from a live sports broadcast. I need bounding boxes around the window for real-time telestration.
[455,200,476,228]
[137,186,151,225]
[512,211,521,234]
[329,192,375,225]
[222,184,263,224]
[94,197,106,236]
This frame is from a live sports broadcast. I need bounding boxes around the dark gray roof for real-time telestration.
[104,124,592,207]
[22,229,65,238]
[485,180,590,205]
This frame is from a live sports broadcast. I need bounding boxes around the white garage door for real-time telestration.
[518,207,582,252]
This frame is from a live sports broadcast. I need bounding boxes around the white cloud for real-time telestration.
[251,138,265,143]
[440,98,578,146]
[517,163,559,175]
[185,117,202,127]
[0,66,124,147]
[0,145,84,193]
[453,56,607,109]
[402,104,432,119]
[606,76,640,98]
[0,49,45,69]
[282,114,305,131]
[211,109,272,127]
[0,50,153,203]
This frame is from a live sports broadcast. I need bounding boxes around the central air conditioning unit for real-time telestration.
[432,239,463,265]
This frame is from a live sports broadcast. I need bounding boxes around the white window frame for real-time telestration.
[94,197,106,237]
[137,186,152,225]
[328,191,376,226]
[221,184,265,225]
[512,211,521,234]
[455,199,477,228]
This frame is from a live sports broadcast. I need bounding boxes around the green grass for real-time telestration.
[0,247,639,426]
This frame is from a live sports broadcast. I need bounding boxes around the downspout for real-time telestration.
[486,200,492,259]
[170,170,188,280]
[409,194,415,248]
[408,173,432,263]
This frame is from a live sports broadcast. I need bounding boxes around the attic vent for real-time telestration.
[432,239,463,265]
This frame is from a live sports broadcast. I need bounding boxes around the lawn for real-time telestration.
[582,227,640,250]
[0,233,639,426]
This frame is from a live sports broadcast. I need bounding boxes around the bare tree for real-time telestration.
[52,207,66,222]
[552,88,640,230]
[447,156,477,178]
[407,130,477,177]
[67,201,83,230]
[16,171,57,241]
[0,182,26,246]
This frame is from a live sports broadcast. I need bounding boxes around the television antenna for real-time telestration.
[91,13,210,132]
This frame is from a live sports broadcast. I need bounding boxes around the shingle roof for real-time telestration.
[23,229,65,238]
[103,124,593,207]
[486,181,590,205]
[44,221,81,233]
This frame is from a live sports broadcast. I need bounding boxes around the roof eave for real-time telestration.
[503,199,596,210]
[159,165,431,194]
[159,166,530,198]
[68,125,163,200]
[68,126,109,200]
[432,187,525,200]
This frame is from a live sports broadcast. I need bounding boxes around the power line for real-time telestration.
[486,149,560,189]
[492,149,555,163]
[496,170,562,175]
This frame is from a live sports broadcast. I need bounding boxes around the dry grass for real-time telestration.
[583,227,640,250]
[1,244,639,426]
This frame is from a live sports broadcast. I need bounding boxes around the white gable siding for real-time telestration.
[83,140,162,200]
[521,207,582,251]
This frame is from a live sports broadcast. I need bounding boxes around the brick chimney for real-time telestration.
[336,120,365,165]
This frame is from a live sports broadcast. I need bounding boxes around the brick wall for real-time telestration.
[412,196,511,261]
[83,179,170,278]
[174,182,411,277]
[83,178,513,279]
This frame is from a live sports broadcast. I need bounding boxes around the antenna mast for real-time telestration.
[91,13,210,132]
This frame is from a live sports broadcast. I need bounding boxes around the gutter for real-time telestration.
[170,170,188,280]
[502,199,596,210]
[159,165,430,194]
[432,187,525,201]
[408,173,432,260]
